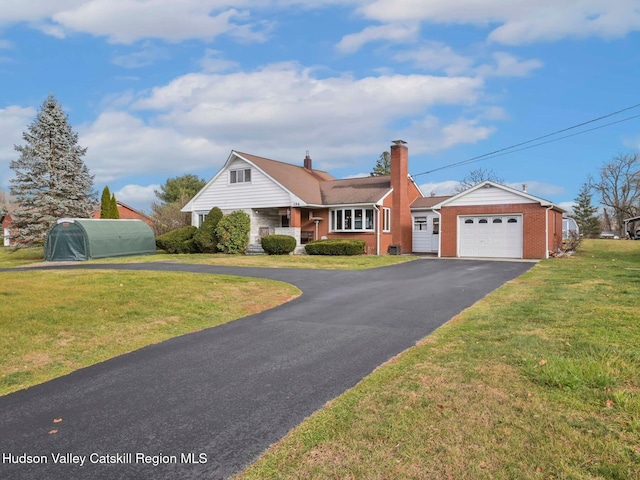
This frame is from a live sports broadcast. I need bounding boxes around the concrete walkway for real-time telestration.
[0,259,533,479]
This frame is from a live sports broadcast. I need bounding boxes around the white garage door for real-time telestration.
[459,215,523,258]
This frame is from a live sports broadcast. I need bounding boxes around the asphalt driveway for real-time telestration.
[0,259,533,479]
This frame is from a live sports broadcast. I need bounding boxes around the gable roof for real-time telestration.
[235,151,335,205]
[184,150,400,210]
[435,181,566,212]
[411,195,452,209]
[320,175,392,205]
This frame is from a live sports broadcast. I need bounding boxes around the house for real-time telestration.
[182,140,421,255]
[1,213,13,247]
[411,182,565,259]
[183,141,565,259]
[92,201,154,227]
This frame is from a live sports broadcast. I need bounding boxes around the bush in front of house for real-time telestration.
[305,239,366,256]
[216,210,250,254]
[261,234,297,255]
[156,225,198,254]
[194,206,223,253]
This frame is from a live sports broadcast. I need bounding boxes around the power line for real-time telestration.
[412,102,640,178]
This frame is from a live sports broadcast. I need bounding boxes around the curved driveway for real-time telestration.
[0,259,533,479]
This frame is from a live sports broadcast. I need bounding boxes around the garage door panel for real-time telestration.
[459,215,522,258]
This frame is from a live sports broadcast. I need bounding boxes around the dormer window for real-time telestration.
[230,168,251,184]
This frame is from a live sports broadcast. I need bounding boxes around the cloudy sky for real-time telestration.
[1,0,640,212]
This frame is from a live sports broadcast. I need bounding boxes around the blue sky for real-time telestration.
[1,1,640,213]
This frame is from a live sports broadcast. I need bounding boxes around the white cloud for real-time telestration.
[117,63,487,172]
[506,181,565,197]
[114,184,159,212]
[359,0,640,45]
[477,52,543,77]
[112,42,171,68]
[0,1,274,44]
[79,111,224,184]
[417,180,459,196]
[399,115,496,155]
[394,42,474,76]
[337,22,419,53]
[199,49,240,73]
[395,43,542,79]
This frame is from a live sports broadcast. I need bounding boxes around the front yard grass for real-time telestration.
[0,270,299,396]
[0,247,416,270]
[237,239,640,480]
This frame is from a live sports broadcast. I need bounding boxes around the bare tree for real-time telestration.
[454,167,504,193]
[590,152,640,236]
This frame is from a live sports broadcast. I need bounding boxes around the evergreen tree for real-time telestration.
[100,186,112,218]
[110,194,120,219]
[10,94,95,244]
[572,182,601,237]
[370,151,391,176]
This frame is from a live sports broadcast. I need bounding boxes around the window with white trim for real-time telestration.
[383,208,391,232]
[230,168,251,184]
[331,208,375,232]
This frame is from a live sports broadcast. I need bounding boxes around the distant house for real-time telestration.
[92,201,154,227]
[1,213,13,247]
[183,142,565,259]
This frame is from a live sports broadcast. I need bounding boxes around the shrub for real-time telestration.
[193,207,223,253]
[155,226,197,254]
[305,239,366,256]
[261,235,297,255]
[216,210,250,254]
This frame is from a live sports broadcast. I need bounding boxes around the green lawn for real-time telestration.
[237,239,640,480]
[0,247,416,270]
[0,269,299,396]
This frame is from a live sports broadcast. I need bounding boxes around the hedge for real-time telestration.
[156,226,198,254]
[261,234,297,255]
[304,239,366,256]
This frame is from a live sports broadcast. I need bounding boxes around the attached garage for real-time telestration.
[458,215,522,258]
[413,181,565,260]
[45,218,156,261]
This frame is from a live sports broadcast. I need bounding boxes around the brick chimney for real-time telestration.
[303,151,312,170]
[390,140,411,253]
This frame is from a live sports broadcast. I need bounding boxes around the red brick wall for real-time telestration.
[548,208,563,254]
[439,203,552,259]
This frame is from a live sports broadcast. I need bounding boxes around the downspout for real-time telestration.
[435,209,442,258]
[374,205,381,256]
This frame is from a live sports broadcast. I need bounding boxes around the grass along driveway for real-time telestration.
[237,239,640,480]
[0,269,299,396]
[0,247,417,270]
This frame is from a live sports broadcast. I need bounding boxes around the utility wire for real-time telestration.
[412,102,640,178]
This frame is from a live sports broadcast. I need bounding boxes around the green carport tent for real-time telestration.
[45,218,156,261]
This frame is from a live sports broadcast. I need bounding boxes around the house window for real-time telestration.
[230,168,251,184]
[414,216,427,231]
[331,207,375,232]
[198,213,207,226]
[493,218,502,224]
[479,218,488,224]
[383,208,391,232]
[465,219,474,224]
[508,218,518,223]
[433,217,440,234]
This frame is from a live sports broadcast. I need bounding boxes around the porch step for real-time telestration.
[245,243,266,255]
